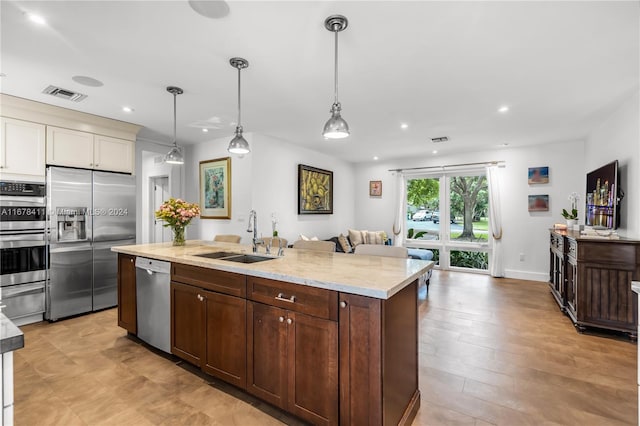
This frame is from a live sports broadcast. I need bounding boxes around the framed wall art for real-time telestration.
[369,180,382,197]
[200,157,231,219]
[528,166,549,184]
[298,164,333,214]
[528,194,549,212]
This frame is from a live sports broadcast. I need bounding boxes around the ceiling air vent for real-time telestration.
[431,136,449,143]
[42,85,87,102]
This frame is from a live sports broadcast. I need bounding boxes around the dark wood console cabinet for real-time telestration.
[549,230,639,339]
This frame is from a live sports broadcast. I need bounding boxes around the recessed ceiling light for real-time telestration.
[0,73,6,78]
[373,156,379,160]
[189,0,230,19]
[400,123,408,129]
[499,142,509,147]
[122,106,134,113]
[498,105,509,113]
[202,129,209,133]
[72,75,103,87]
[432,150,438,154]
[25,13,46,25]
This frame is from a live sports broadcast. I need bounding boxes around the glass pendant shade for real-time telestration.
[323,102,349,139]
[227,126,250,154]
[164,146,184,164]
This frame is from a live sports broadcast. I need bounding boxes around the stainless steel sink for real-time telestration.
[194,251,240,259]
[194,251,274,264]
[220,254,275,264]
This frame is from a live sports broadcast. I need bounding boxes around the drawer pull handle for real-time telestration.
[278,316,285,322]
[275,293,296,303]
[340,301,347,308]
[286,318,293,325]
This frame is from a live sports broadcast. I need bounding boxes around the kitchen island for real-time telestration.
[112,240,433,426]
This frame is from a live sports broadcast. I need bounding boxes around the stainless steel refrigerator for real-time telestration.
[46,167,135,320]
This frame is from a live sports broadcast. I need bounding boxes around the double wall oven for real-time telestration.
[0,181,47,325]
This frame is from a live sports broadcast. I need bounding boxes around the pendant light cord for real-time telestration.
[333,28,339,104]
[173,92,177,147]
[237,67,242,127]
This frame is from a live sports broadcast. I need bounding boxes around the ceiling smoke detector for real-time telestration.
[431,136,449,143]
[42,85,87,102]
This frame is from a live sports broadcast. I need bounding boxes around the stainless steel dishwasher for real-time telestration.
[135,257,171,353]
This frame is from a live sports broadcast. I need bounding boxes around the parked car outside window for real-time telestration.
[412,210,431,221]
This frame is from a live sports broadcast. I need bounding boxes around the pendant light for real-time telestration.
[227,57,250,155]
[164,86,184,164]
[322,15,349,139]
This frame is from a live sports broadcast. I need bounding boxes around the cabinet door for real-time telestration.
[203,290,247,389]
[247,301,287,408]
[94,135,134,174]
[287,312,338,426]
[117,254,137,334]
[339,293,382,426]
[0,117,45,180]
[46,126,94,169]
[171,282,205,366]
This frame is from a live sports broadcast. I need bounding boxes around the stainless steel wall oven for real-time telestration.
[0,181,47,325]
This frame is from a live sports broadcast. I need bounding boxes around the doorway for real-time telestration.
[150,176,170,243]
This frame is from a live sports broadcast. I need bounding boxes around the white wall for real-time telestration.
[135,139,183,243]
[183,133,355,244]
[354,140,585,281]
[184,134,254,243]
[585,90,639,239]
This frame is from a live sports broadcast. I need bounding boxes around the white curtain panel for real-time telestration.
[486,165,505,277]
[392,172,406,247]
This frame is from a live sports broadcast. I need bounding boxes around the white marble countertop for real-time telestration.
[0,312,24,354]
[112,240,433,299]
[632,281,640,295]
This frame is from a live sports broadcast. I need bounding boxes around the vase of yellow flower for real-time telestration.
[155,198,201,246]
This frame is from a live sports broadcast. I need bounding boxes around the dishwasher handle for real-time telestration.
[135,257,171,275]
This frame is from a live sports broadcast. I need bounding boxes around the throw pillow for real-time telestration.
[299,234,319,241]
[348,229,367,247]
[337,233,353,253]
[366,231,385,245]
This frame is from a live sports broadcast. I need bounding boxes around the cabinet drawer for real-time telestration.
[171,263,246,297]
[248,277,338,321]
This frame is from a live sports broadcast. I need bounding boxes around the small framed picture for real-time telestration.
[369,180,382,197]
[528,194,549,212]
[528,166,549,184]
[200,157,231,219]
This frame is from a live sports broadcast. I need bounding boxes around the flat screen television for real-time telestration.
[585,160,622,229]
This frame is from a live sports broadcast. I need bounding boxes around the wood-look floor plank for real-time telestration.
[12,270,637,425]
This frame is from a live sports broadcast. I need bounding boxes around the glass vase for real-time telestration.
[172,226,186,246]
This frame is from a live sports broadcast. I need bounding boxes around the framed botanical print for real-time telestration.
[200,157,231,219]
[298,164,333,214]
[369,180,382,197]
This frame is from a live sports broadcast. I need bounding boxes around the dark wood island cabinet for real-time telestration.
[549,229,639,339]
[113,241,431,425]
[117,253,137,334]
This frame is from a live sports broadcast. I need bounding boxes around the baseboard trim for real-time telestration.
[504,269,548,282]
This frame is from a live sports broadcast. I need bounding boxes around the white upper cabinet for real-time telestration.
[46,126,94,169]
[0,117,46,181]
[94,135,134,173]
[47,126,134,174]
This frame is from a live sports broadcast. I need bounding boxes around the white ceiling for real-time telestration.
[1,1,638,163]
